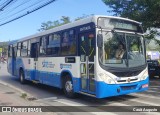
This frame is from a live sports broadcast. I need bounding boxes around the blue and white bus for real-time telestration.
[8,15,149,98]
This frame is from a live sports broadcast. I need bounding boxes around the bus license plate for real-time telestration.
[142,84,148,88]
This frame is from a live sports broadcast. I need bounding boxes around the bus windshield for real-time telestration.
[99,31,146,68]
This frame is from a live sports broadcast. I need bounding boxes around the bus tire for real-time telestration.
[63,76,75,98]
[19,69,26,84]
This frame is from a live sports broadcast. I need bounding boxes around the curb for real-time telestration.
[0,64,35,100]
[0,80,32,99]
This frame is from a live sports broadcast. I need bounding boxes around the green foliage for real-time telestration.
[75,14,93,21]
[102,0,160,31]
[131,44,138,51]
[38,16,71,31]
[0,42,8,54]
[20,93,27,99]
[38,14,93,31]
[145,29,158,40]
[60,16,71,24]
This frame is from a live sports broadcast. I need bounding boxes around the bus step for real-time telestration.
[32,80,40,84]
[79,91,96,97]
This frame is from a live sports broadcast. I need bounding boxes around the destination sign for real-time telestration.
[98,17,143,33]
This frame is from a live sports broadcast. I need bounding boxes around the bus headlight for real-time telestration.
[98,73,116,84]
[140,70,148,80]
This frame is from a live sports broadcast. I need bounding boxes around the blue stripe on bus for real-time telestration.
[95,77,149,98]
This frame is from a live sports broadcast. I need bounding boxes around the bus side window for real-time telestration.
[39,36,47,56]
[31,43,38,58]
[21,41,28,57]
[61,31,69,55]
[47,33,60,56]
[8,45,12,57]
[69,30,76,55]
[13,46,17,58]
[61,30,76,55]
[17,43,21,57]
[28,40,31,56]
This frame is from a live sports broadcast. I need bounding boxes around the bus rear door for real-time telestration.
[7,45,17,76]
[30,42,39,82]
[12,46,17,76]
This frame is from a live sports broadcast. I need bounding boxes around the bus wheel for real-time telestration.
[63,77,75,98]
[20,70,26,84]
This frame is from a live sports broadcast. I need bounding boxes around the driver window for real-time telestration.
[103,32,126,61]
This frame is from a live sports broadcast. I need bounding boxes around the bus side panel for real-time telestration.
[26,58,36,80]
[72,77,81,92]
[38,71,61,88]
[35,57,80,89]
[7,57,13,74]
[36,57,61,88]
[16,57,35,80]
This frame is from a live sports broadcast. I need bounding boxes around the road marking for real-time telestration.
[36,97,58,101]
[56,99,118,115]
[118,97,159,106]
[146,90,160,93]
[150,86,160,88]
[131,93,160,100]
[37,98,118,114]
[55,99,159,115]
[149,87,159,90]
[38,97,158,113]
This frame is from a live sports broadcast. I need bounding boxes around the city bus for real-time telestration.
[7,15,149,98]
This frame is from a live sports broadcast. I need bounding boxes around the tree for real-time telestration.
[102,0,160,31]
[0,42,8,55]
[75,14,93,21]
[61,16,71,24]
[38,16,71,31]
[38,21,53,31]
[38,15,93,31]
[53,20,60,27]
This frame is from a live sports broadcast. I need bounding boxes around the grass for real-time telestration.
[20,93,27,99]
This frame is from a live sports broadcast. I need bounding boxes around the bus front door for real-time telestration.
[79,33,96,94]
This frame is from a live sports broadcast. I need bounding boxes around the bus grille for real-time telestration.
[113,70,142,77]
[117,78,138,83]
[120,85,137,90]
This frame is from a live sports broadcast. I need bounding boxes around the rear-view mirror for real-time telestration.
[97,34,103,47]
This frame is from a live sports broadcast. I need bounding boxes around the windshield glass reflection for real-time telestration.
[99,31,145,68]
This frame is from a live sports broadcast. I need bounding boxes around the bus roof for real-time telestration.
[8,40,18,45]
[13,15,141,43]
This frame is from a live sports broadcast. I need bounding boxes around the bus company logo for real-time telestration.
[80,26,91,32]
[2,107,42,112]
[127,78,131,83]
[60,64,72,69]
[42,60,55,68]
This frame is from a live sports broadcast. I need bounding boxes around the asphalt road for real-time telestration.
[0,63,160,115]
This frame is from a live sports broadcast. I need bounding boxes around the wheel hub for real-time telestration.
[65,81,73,92]
[20,74,23,81]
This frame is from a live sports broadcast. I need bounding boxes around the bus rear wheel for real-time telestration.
[63,76,75,98]
[20,69,26,84]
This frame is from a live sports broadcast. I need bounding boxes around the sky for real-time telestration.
[0,0,112,42]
